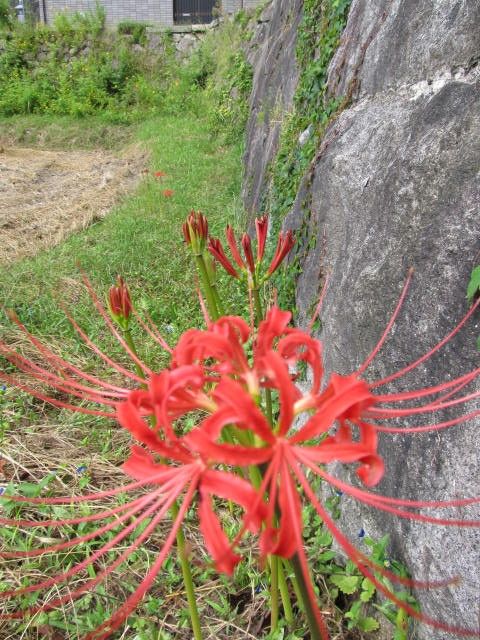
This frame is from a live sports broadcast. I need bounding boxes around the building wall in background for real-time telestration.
[42,0,263,26]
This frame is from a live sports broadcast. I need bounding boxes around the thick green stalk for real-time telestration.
[195,253,220,320]
[171,501,203,640]
[270,555,279,632]
[211,282,225,316]
[290,553,323,640]
[278,559,294,624]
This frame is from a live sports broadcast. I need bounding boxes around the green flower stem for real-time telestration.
[211,282,225,316]
[270,555,279,632]
[283,559,304,613]
[123,328,147,383]
[195,253,220,320]
[278,559,294,624]
[290,553,323,640]
[170,501,203,640]
[251,285,263,325]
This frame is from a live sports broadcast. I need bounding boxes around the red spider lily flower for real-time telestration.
[1,272,479,639]
[255,214,268,262]
[180,296,480,637]
[207,237,240,278]
[267,230,295,275]
[162,189,174,197]
[108,275,132,329]
[226,224,246,269]
[241,233,256,274]
[183,210,209,253]
[154,170,167,178]
[210,218,295,282]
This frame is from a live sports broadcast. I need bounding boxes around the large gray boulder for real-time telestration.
[283,1,480,637]
[243,0,479,636]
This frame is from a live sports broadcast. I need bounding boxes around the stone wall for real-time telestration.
[243,0,480,637]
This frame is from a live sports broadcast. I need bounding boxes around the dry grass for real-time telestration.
[0,145,148,265]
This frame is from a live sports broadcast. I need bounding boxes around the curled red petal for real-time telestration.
[199,492,241,575]
[292,374,375,444]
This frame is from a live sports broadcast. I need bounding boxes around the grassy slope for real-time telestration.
[0,112,242,348]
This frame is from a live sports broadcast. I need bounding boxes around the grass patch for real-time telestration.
[0,111,243,346]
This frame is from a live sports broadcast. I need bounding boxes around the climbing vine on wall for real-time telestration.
[264,0,352,310]
[265,0,352,222]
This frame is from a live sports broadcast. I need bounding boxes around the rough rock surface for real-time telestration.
[244,0,480,637]
[242,0,303,216]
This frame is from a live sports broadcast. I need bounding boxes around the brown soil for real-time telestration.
[0,144,148,265]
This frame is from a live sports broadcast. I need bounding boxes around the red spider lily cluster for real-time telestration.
[0,216,479,639]
[205,213,295,281]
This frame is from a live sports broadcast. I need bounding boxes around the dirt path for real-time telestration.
[0,145,148,264]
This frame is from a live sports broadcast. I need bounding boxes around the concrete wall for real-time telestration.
[223,0,260,14]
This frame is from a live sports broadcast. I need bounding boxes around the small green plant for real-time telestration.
[467,265,480,304]
[467,265,480,349]
[117,20,149,46]
[0,0,14,30]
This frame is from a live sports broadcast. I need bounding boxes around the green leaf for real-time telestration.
[329,574,360,594]
[357,617,380,632]
[360,578,376,602]
[467,266,480,303]
[317,550,336,562]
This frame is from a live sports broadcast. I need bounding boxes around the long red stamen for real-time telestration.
[0,493,150,529]
[367,389,480,418]
[0,467,185,504]
[296,451,480,510]
[4,312,131,392]
[289,453,480,636]
[130,305,173,354]
[362,410,480,434]
[374,368,480,403]
[0,490,166,601]
[371,296,480,389]
[0,371,115,417]
[357,269,413,375]
[1,485,184,621]
[308,272,331,334]
[296,451,480,528]
[0,346,122,405]
[1,491,159,561]
[62,306,145,384]
[83,477,199,640]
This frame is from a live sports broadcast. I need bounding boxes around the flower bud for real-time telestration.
[108,276,132,329]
